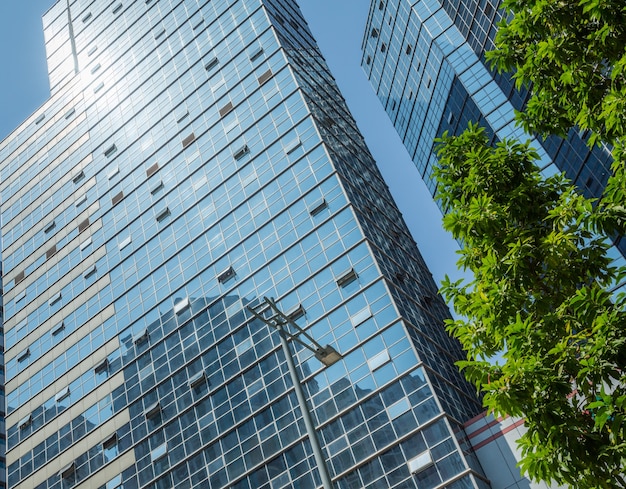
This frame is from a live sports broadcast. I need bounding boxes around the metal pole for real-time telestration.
[277,324,334,489]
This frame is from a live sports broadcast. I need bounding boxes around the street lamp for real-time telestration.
[247,297,341,489]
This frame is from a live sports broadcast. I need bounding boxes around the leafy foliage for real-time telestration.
[487,0,626,209]
[488,0,626,144]
[433,0,626,485]
[435,125,626,488]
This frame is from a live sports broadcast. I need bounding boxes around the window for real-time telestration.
[104,144,117,158]
[19,414,32,429]
[78,218,90,233]
[91,63,101,74]
[370,27,379,38]
[80,237,93,250]
[49,292,62,306]
[83,264,97,279]
[284,137,301,155]
[174,297,190,314]
[217,266,236,284]
[223,118,238,134]
[102,433,118,450]
[139,364,154,381]
[287,304,306,321]
[44,221,56,233]
[146,162,159,177]
[154,27,166,39]
[59,462,76,479]
[150,180,164,194]
[15,289,26,303]
[72,170,85,183]
[75,193,87,207]
[134,329,149,345]
[95,358,109,374]
[406,44,412,55]
[379,1,384,9]
[233,144,249,160]
[249,46,264,61]
[309,198,328,216]
[236,338,253,355]
[119,235,132,250]
[156,207,171,222]
[322,117,335,129]
[94,82,105,93]
[388,398,410,420]
[14,270,25,285]
[145,401,161,419]
[65,107,76,119]
[17,348,30,363]
[107,166,120,179]
[16,318,27,333]
[82,12,92,23]
[336,268,357,287]
[175,107,189,123]
[366,55,371,65]
[151,443,167,461]
[368,350,390,370]
[55,386,71,403]
[112,3,123,14]
[46,245,57,259]
[35,113,45,125]
[51,321,65,336]
[204,57,219,71]
[258,69,273,85]
[192,16,204,30]
[350,307,372,327]
[87,45,98,56]
[188,371,206,388]
[112,191,124,206]
[219,102,234,118]
[407,450,433,474]
[380,43,387,53]
[182,133,196,148]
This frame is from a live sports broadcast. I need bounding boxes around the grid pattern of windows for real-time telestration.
[362,0,622,261]
[3,0,489,489]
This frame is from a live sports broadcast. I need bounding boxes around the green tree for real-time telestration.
[487,0,626,207]
[435,1,626,485]
[435,125,626,488]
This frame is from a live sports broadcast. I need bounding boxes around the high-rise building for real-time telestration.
[361,0,623,256]
[2,1,491,489]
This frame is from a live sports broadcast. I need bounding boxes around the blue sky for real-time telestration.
[0,0,464,288]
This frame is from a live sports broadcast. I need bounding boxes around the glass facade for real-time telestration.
[362,0,622,255]
[2,1,490,489]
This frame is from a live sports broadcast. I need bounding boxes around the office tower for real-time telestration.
[1,1,491,488]
[361,0,623,256]
[0,262,5,489]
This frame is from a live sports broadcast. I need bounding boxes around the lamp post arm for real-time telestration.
[262,297,326,350]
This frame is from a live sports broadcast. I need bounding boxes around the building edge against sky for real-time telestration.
[1,1,494,489]
[360,1,616,488]
[361,0,625,264]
